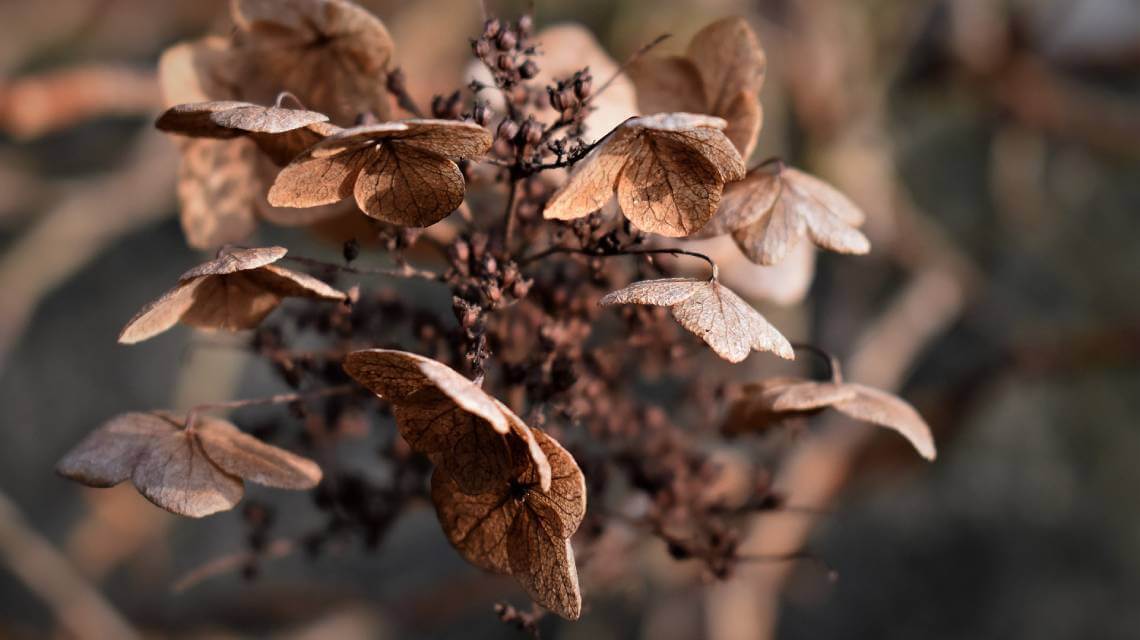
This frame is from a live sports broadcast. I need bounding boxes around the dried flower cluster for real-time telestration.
[58,0,936,625]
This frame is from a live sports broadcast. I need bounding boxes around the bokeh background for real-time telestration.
[2,0,1139,638]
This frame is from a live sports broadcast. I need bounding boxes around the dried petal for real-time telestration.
[267,145,373,208]
[832,384,937,460]
[686,17,767,116]
[616,132,724,237]
[542,131,634,221]
[119,247,343,343]
[156,101,328,139]
[157,36,237,107]
[629,56,707,115]
[57,412,323,517]
[430,429,585,620]
[175,138,258,249]
[195,416,322,488]
[600,278,793,362]
[722,378,936,460]
[353,143,465,226]
[699,166,781,237]
[721,91,763,158]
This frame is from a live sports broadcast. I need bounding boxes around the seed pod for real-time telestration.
[482,18,502,39]
[547,87,564,112]
[517,14,534,36]
[519,60,539,79]
[496,30,517,51]
[472,102,490,126]
[496,118,520,142]
[574,74,592,100]
[521,117,543,146]
[473,38,491,59]
[558,87,578,111]
[497,53,515,71]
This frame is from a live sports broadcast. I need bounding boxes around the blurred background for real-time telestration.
[2,0,1139,638]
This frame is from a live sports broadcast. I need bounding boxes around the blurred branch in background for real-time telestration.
[0,490,140,640]
[0,126,176,371]
[0,65,159,140]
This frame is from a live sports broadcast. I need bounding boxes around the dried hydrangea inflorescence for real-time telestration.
[343,349,551,492]
[56,412,322,517]
[268,120,493,226]
[599,277,793,362]
[701,164,870,265]
[723,377,937,460]
[118,246,346,344]
[432,429,586,619]
[544,113,746,237]
[629,17,766,158]
[230,0,396,125]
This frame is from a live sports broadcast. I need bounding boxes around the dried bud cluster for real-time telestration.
[56,0,938,627]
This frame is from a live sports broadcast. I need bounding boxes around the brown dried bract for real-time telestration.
[268,120,492,227]
[343,349,551,491]
[723,377,937,460]
[703,165,870,265]
[599,277,793,363]
[56,412,322,518]
[118,246,346,344]
[230,0,396,125]
[544,114,746,237]
[432,429,586,619]
[630,17,766,158]
[156,100,329,138]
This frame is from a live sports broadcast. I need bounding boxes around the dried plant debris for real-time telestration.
[268,120,493,226]
[119,246,345,343]
[702,165,870,265]
[432,429,586,619]
[343,349,551,491]
[600,278,793,362]
[230,0,396,124]
[723,377,937,460]
[56,412,322,517]
[630,17,766,158]
[544,113,746,237]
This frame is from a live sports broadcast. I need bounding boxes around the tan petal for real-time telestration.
[178,246,287,280]
[782,168,869,254]
[131,430,244,518]
[507,509,582,620]
[267,145,372,208]
[180,273,284,331]
[383,119,493,158]
[210,105,329,134]
[598,277,705,307]
[176,138,258,249]
[543,130,634,221]
[617,132,724,237]
[600,278,793,362]
[721,90,763,159]
[732,198,805,265]
[430,467,516,573]
[522,430,586,539]
[833,385,937,460]
[194,416,322,489]
[353,143,465,227]
[231,0,395,124]
[721,377,804,435]
[118,279,203,345]
[246,264,346,301]
[687,17,767,115]
[628,112,727,132]
[250,121,342,167]
[343,349,508,433]
[56,412,175,486]
[628,56,707,115]
[670,279,793,362]
[699,166,782,237]
[155,101,249,137]
[653,126,746,182]
[763,380,857,412]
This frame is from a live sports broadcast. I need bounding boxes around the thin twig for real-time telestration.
[282,254,446,282]
[789,343,844,383]
[592,33,671,103]
[184,384,356,429]
[520,245,718,280]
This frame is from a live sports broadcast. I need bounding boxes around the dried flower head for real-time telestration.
[432,428,586,619]
[702,164,870,265]
[268,120,492,226]
[630,17,766,158]
[119,246,345,343]
[724,376,937,460]
[600,277,793,362]
[230,0,396,124]
[56,412,322,517]
[544,113,746,236]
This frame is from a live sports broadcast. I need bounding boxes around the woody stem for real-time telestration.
[183,384,357,429]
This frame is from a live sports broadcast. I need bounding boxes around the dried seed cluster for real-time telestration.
[57,0,937,626]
